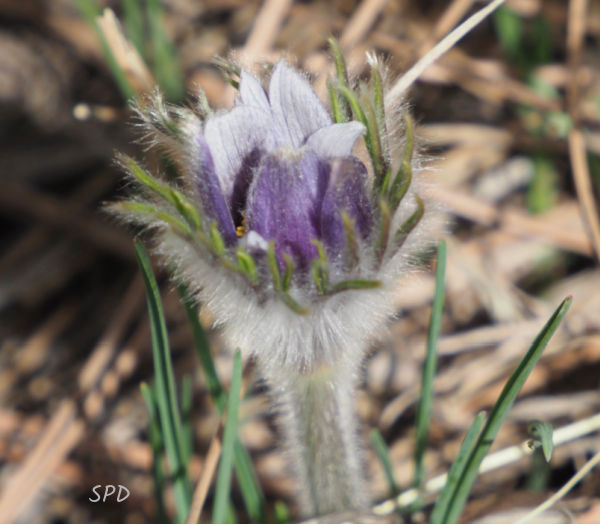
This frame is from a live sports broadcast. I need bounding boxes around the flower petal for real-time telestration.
[204,106,274,200]
[268,61,331,148]
[320,157,373,254]
[193,135,237,244]
[245,150,330,269]
[239,70,270,111]
[304,121,366,158]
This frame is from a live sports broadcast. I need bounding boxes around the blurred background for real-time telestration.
[0,0,599,522]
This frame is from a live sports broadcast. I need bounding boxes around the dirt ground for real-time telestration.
[0,0,599,522]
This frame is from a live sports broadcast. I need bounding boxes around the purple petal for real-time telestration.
[304,121,366,158]
[245,150,330,269]
[239,70,270,111]
[192,135,237,244]
[268,61,331,148]
[204,106,274,200]
[320,157,373,254]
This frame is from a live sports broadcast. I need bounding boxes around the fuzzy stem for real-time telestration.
[265,362,368,517]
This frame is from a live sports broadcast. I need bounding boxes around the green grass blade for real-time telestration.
[177,284,265,522]
[441,296,572,524]
[429,412,486,524]
[73,0,136,99]
[123,0,147,61]
[212,350,243,524]
[181,374,193,462]
[370,429,399,497]
[135,240,191,522]
[140,382,169,524]
[147,0,185,102]
[413,240,446,491]
[529,420,554,462]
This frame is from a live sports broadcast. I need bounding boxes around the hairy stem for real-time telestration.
[264,362,368,517]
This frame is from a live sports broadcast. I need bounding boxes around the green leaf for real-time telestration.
[236,248,259,286]
[267,241,282,291]
[273,501,292,524]
[429,412,486,524]
[413,241,446,491]
[210,222,226,256]
[336,85,385,181]
[440,296,572,524]
[529,420,554,462]
[181,375,193,462]
[330,279,381,293]
[135,240,191,523]
[327,37,351,122]
[140,382,168,524]
[370,429,399,497]
[123,0,147,61]
[493,6,523,60]
[177,284,266,522]
[73,0,136,99]
[282,253,294,292]
[527,154,558,214]
[121,155,202,231]
[310,240,329,294]
[147,0,185,102]
[212,350,243,524]
[394,195,424,248]
[116,201,193,236]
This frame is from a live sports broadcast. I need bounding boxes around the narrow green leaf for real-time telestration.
[311,240,329,294]
[210,222,226,255]
[529,420,554,462]
[341,211,359,268]
[327,37,351,121]
[135,240,191,522]
[364,100,386,180]
[181,375,193,462]
[370,60,385,135]
[282,253,294,292]
[413,240,446,491]
[370,429,399,496]
[147,0,185,102]
[122,155,202,231]
[441,297,572,524]
[429,412,486,524]
[394,195,424,248]
[375,196,391,262]
[267,241,282,291]
[73,0,136,99]
[212,350,243,524]
[337,85,383,181]
[236,248,259,286]
[140,382,168,524]
[213,57,241,89]
[177,284,266,522]
[387,114,415,207]
[117,201,193,236]
[327,79,345,123]
[123,0,146,61]
[274,501,292,524]
[330,279,381,293]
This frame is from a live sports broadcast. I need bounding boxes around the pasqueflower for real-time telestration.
[113,50,434,517]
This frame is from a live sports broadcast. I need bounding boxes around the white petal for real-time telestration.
[239,70,270,110]
[204,106,274,198]
[241,230,269,252]
[268,61,331,148]
[304,121,366,158]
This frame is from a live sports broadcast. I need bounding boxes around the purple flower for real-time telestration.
[114,52,437,518]
[195,61,371,270]
[116,57,433,317]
